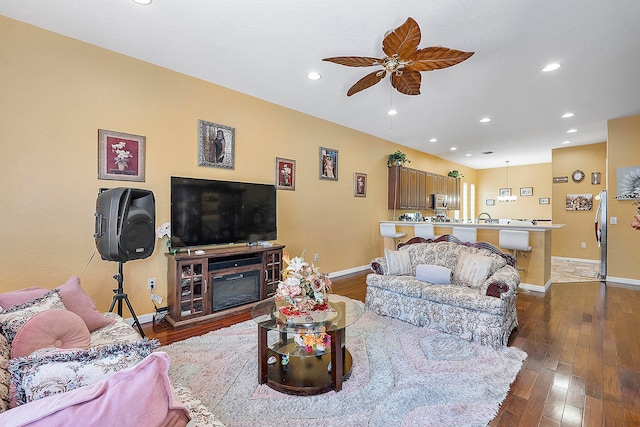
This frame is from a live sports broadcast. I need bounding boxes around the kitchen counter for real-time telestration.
[380,221,566,293]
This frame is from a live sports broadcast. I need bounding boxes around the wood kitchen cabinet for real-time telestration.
[389,166,460,211]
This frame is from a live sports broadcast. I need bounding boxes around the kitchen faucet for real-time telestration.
[477,212,492,223]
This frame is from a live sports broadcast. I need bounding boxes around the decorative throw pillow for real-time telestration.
[0,291,65,344]
[10,309,91,359]
[0,334,9,413]
[56,276,115,332]
[0,287,47,311]
[416,264,453,284]
[453,251,494,289]
[9,339,159,407]
[0,277,114,332]
[384,249,412,275]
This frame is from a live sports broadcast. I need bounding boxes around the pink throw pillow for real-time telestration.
[56,277,114,332]
[11,309,91,358]
[0,277,114,332]
[0,288,47,310]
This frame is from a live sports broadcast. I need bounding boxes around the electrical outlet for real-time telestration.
[147,278,156,290]
[610,216,618,224]
[314,253,319,262]
[581,242,587,249]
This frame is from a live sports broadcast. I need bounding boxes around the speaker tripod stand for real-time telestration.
[109,261,145,338]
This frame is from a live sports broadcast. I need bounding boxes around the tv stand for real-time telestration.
[165,244,285,330]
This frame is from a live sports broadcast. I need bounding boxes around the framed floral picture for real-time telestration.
[275,157,296,190]
[319,147,338,181]
[198,120,235,169]
[354,172,367,197]
[98,129,145,182]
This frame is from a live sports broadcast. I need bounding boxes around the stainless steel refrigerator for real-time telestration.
[595,190,607,278]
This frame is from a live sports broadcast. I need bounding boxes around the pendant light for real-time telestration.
[498,161,517,202]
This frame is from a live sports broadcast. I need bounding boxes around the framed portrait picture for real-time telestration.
[539,197,550,205]
[520,187,533,196]
[319,147,338,180]
[98,129,145,182]
[275,157,296,191]
[499,188,512,197]
[486,199,495,206]
[566,193,593,211]
[354,172,367,197]
[198,120,235,169]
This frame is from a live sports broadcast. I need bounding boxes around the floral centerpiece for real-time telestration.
[632,199,640,231]
[275,251,332,317]
[293,326,331,353]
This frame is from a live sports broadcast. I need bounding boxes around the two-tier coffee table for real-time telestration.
[251,294,363,395]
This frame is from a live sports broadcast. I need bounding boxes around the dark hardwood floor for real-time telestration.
[144,273,640,426]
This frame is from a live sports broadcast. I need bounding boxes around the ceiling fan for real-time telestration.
[323,17,474,96]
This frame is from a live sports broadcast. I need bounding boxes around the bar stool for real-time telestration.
[380,223,406,250]
[414,224,435,240]
[499,230,531,270]
[453,227,477,243]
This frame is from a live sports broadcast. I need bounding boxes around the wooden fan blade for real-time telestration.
[322,56,382,67]
[382,17,421,60]
[391,69,421,96]
[404,47,474,72]
[347,70,387,96]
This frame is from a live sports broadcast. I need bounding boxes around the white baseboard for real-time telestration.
[519,279,552,293]
[604,276,640,288]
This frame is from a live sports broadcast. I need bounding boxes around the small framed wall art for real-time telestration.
[499,188,512,197]
[486,199,495,206]
[275,157,296,191]
[520,187,533,196]
[539,197,550,205]
[98,129,146,182]
[354,172,367,197]
[198,120,235,169]
[566,193,593,211]
[319,147,338,181]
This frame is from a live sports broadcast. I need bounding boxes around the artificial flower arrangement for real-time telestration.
[293,326,331,353]
[275,251,332,317]
[632,199,640,231]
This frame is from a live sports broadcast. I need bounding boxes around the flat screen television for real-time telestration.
[170,176,277,248]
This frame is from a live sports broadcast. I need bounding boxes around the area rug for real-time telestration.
[160,302,527,427]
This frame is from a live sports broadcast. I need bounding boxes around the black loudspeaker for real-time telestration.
[94,188,155,262]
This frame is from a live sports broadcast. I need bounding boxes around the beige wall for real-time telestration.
[0,16,475,313]
[551,143,607,260]
[476,163,552,221]
[607,115,640,281]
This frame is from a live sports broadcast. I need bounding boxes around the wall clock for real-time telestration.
[572,170,585,183]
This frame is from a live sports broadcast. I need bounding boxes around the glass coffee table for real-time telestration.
[251,294,363,395]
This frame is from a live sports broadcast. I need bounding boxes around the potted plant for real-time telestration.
[387,151,411,167]
[448,170,464,178]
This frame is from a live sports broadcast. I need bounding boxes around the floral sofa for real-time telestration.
[0,276,220,426]
[365,235,519,347]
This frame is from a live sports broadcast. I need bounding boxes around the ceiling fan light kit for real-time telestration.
[323,17,474,96]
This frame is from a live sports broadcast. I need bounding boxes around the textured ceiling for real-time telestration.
[2,0,639,169]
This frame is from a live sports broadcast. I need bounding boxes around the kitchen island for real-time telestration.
[380,221,565,293]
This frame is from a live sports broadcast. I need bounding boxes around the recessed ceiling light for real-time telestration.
[132,0,152,4]
[388,109,397,116]
[561,112,575,118]
[562,140,571,145]
[567,128,578,133]
[465,153,472,157]
[429,138,437,143]
[542,63,561,72]
[450,147,457,151]
[480,117,491,123]
[307,71,321,80]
